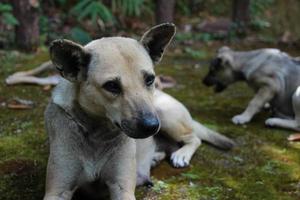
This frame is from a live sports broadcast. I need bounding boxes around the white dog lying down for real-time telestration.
[5,61,61,86]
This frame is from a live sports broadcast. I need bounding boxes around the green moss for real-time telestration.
[1,47,300,200]
[0,50,49,200]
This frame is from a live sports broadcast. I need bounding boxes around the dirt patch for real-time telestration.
[151,161,188,180]
[0,159,38,176]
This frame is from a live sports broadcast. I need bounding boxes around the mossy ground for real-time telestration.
[0,44,300,200]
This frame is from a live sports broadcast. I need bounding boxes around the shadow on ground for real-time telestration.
[0,45,300,200]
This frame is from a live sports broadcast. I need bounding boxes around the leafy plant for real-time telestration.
[184,47,207,59]
[71,0,114,25]
[152,180,168,193]
[176,32,225,43]
[176,0,191,16]
[250,0,274,29]
[0,3,19,26]
[71,0,151,26]
[70,27,92,44]
[112,0,145,16]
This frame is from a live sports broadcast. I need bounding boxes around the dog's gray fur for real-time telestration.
[44,24,234,200]
[203,46,300,130]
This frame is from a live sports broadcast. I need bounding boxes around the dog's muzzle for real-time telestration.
[214,82,227,92]
[120,112,160,139]
[203,76,226,93]
[202,75,215,86]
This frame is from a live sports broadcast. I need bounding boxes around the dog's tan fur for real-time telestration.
[44,24,234,200]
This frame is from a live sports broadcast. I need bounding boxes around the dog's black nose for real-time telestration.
[120,112,160,139]
[137,115,160,135]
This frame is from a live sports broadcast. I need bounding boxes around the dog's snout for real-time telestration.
[120,112,160,139]
[137,114,160,135]
[203,76,214,86]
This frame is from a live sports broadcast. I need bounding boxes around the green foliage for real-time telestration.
[176,0,191,16]
[176,32,225,43]
[181,172,200,180]
[55,0,67,5]
[70,27,92,44]
[184,47,207,59]
[39,15,49,35]
[206,0,231,16]
[0,3,19,26]
[66,0,153,45]
[112,0,145,16]
[250,0,274,29]
[71,0,149,25]
[71,0,114,25]
[152,180,169,193]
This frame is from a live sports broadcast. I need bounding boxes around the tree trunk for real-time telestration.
[155,0,175,24]
[12,0,40,51]
[232,0,251,26]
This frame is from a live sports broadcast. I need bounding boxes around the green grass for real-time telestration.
[0,47,300,200]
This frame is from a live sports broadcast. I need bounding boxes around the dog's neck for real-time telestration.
[52,79,121,141]
[231,50,264,79]
[232,49,281,79]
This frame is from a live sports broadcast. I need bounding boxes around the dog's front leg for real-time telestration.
[170,133,201,168]
[44,156,81,200]
[104,156,136,200]
[160,120,201,168]
[106,182,136,200]
[232,86,275,125]
[103,141,136,200]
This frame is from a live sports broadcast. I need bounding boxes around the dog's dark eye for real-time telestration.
[144,74,155,87]
[102,80,121,94]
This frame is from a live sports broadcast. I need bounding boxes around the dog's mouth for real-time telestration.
[203,76,227,93]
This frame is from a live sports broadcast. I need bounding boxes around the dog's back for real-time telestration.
[241,49,300,117]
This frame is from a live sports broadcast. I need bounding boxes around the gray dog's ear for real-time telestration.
[140,23,176,64]
[50,39,91,82]
[217,46,231,53]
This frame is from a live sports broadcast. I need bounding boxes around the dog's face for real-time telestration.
[50,23,176,139]
[203,46,236,92]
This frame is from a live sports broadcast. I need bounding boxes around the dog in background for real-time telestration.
[203,46,300,131]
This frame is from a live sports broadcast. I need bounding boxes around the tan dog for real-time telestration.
[44,24,234,200]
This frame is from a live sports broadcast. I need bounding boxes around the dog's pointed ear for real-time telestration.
[140,23,176,64]
[50,39,91,82]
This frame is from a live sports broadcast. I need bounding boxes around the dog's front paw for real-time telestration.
[232,114,251,125]
[170,149,191,168]
[265,118,278,127]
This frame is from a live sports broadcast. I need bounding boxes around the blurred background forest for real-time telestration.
[1,0,300,52]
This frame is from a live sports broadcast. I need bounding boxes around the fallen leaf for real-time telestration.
[7,98,34,110]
